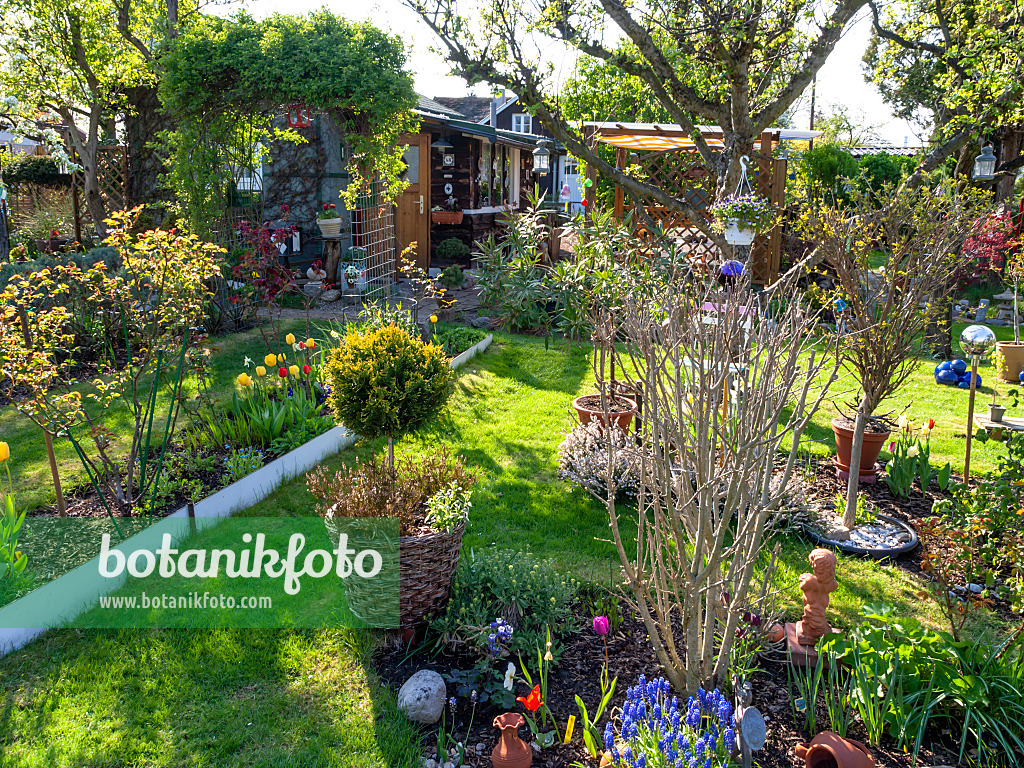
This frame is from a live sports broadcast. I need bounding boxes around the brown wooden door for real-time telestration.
[395,133,431,272]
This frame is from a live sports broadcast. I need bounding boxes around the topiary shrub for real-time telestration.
[439,263,465,289]
[325,324,456,460]
[436,237,470,262]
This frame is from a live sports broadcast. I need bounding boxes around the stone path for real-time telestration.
[267,281,484,324]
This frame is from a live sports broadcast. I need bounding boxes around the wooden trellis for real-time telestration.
[70,145,128,242]
[590,128,789,285]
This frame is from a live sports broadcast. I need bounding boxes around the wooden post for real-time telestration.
[613,147,627,219]
[768,154,787,284]
[583,125,598,220]
[965,356,979,481]
[18,306,67,517]
[750,131,773,285]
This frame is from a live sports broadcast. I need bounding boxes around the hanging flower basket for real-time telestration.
[710,192,774,246]
[431,210,464,225]
[723,219,757,246]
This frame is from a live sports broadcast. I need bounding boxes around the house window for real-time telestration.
[511,114,533,134]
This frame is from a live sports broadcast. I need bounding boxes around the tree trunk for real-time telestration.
[925,280,954,358]
[842,394,872,529]
[125,85,174,212]
[997,128,1021,204]
[62,105,109,239]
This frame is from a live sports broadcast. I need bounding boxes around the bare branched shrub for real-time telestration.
[799,184,985,529]
[594,267,838,694]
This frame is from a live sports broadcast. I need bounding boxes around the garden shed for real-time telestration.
[582,122,821,284]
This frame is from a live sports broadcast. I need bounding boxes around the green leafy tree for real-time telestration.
[865,0,1024,189]
[410,0,869,242]
[159,11,418,233]
[0,0,187,236]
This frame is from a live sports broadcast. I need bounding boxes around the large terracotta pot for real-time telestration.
[832,418,891,481]
[995,341,1024,382]
[795,732,875,768]
[573,394,637,432]
[492,713,532,768]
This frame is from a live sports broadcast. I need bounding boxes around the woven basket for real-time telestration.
[326,515,465,629]
[431,210,464,225]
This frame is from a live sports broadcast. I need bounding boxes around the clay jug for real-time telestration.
[492,712,532,768]
[795,731,874,768]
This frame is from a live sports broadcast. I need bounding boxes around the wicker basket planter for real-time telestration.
[431,210,464,225]
[327,515,465,630]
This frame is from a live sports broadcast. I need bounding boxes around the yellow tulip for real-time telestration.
[289,365,300,377]
[236,373,252,387]
[264,353,277,367]
[305,338,316,349]
[286,333,296,345]
[279,352,286,362]
[0,441,9,462]
[430,315,438,324]
[256,366,267,377]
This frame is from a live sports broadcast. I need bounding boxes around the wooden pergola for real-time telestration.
[582,123,821,285]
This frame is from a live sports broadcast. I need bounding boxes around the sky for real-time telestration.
[242,0,923,146]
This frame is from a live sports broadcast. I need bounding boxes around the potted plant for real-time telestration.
[709,193,774,246]
[995,250,1024,382]
[317,202,343,236]
[431,195,464,225]
[344,264,359,288]
[989,385,1006,422]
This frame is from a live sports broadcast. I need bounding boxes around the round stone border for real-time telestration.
[804,513,919,560]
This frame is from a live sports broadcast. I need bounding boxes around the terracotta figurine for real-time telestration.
[795,548,838,646]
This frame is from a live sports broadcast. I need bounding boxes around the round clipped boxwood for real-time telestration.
[326,324,456,445]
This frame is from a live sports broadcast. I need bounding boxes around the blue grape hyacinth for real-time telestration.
[605,676,737,767]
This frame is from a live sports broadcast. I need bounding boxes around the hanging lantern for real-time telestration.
[287,105,311,128]
[972,144,997,181]
[532,140,552,175]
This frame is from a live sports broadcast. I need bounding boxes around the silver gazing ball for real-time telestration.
[960,324,997,357]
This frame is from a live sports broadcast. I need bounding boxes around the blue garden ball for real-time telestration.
[957,379,971,389]
[719,260,745,277]
[936,369,959,385]
[958,372,981,388]
[1018,367,1024,385]
[934,361,952,376]
[951,359,968,375]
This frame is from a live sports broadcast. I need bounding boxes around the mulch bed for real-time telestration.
[377,603,963,767]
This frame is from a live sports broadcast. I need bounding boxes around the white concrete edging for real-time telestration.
[0,331,493,657]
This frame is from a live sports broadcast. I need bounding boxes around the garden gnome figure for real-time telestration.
[783,548,839,663]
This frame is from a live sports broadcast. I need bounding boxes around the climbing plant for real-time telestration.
[159,11,418,233]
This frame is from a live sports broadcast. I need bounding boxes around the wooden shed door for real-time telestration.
[395,133,431,271]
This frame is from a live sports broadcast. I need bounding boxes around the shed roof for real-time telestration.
[583,122,822,152]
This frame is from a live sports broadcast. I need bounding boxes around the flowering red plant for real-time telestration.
[516,684,542,712]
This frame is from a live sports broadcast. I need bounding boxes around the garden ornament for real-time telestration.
[491,712,532,768]
[795,732,875,768]
[960,324,997,480]
[732,675,766,768]
[795,548,838,646]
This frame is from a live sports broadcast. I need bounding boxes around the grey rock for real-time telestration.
[398,670,447,724]
[302,281,323,297]
[471,315,493,329]
[321,289,341,303]
[968,583,984,594]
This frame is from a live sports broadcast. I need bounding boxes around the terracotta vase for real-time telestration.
[795,732,874,768]
[492,713,532,768]
[831,418,891,481]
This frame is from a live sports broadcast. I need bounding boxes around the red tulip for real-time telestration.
[927,418,935,430]
[517,684,543,712]
[278,367,288,378]
[302,364,310,375]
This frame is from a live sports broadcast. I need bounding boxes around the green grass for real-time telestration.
[0,331,1015,766]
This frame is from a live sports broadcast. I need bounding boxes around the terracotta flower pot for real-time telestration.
[573,394,637,432]
[832,418,891,482]
[492,712,532,768]
[795,732,875,768]
[431,210,464,225]
[995,341,1024,382]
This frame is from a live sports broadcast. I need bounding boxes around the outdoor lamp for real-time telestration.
[972,144,997,181]
[431,135,454,150]
[532,140,552,175]
[960,323,997,481]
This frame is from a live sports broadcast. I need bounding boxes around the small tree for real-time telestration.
[325,324,455,470]
[595,263,838,694]
[800,184,983,530]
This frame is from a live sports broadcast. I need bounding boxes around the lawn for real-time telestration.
[0,332,1010,766]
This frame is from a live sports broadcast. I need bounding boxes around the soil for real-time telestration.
[831,416,894,434]
[376,604,962,768]
[574,394,636,414]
